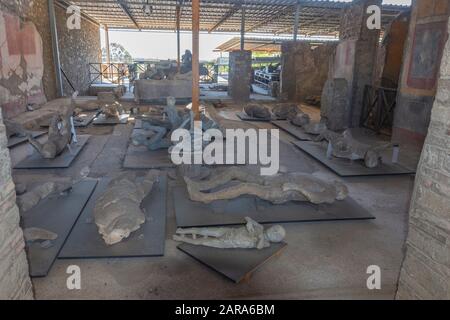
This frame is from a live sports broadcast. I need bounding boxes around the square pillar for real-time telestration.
[321,0,381,130]
[228,50,252,102]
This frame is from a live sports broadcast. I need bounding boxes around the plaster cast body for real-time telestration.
[244,104,271,119]
[184,166,348,205]
[23,228,58,242]
[28,93,76,159]
[290,112,327,135]
[134,97,219,150]
[272,103,299,119]
[314,129,390,168]
[173,217,285,249]
[94,170,159,245]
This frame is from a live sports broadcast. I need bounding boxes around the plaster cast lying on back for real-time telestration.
[27,92,77,159]
[184,166,348,205]
[94,170,159,245]
[173,217,285,250]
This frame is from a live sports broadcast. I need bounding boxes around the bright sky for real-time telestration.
[100,0,412,62]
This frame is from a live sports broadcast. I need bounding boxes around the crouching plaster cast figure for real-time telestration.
[314,129,391,168]
[244,104,271,119]
[272,103,299,120]
[173,217,285,250]
[290,111,327,135]
[184,166,348,205]
[94,170,159,245]
[27,93,77,159]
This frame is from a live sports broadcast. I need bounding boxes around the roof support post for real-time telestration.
[176,4,181,72]
[293,2,300,41]
[104,25,111,78]
[48,0,64,97]
[192,0,200,121]
[240,4,245,50]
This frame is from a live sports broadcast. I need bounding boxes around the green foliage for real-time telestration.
[102,43,133,63]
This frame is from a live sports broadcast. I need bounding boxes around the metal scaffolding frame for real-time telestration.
[59,0,409,37]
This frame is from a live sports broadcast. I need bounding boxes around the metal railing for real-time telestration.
[361,85,398,134]
[88,63,129,86]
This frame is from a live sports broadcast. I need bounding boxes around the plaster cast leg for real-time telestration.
[185,180,304,204]
[185,167,266,191]
[176,227,227,238]
[144,125,171,150]
[173,235,227,248]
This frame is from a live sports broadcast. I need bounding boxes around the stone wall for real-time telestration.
[396,16,450,300]
[0,0,101,118]
[393,0,450,145]
[280,41,336,103]
[228,50,252,102]
[0,0,52,118]
[55,5,101,95]
[0,112,33,300]
[321,0,381,130]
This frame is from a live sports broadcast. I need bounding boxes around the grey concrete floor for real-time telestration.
[12,104,420,299]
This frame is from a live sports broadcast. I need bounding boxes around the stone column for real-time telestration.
[228,50,252,102]
[321,0,381,130]
[396,16,450,300]
[0,112,34,300]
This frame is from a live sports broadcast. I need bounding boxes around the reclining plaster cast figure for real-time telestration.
[173,217,285,250]
[184,166,348,205]
[27,93,77,159]
[133,97,220,151]
[272,103,299,120]
[314,129,391,168]
[243,104,272,119]
[94,170,160,245]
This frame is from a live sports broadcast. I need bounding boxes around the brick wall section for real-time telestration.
[0,112,33,300]
[396,18,450,300]
[281,42,336,102]
[55,5,101,95]
[228,50,252,102]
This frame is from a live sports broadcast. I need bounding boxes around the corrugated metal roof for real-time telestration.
[60,0,410,37]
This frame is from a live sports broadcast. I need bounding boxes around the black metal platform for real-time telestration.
[178,242,286,283]
[292,141,416,177]
[14,135,90,169]
[58,175,167,259]
[22,180,97,277]
[173,185,374,228]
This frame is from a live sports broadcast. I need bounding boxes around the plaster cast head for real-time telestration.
[167,96,176,107]
[364,150,381,168]
[333,181,349,201]
[264,225,286,243]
